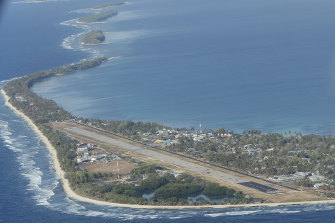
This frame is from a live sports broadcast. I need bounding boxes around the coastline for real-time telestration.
[81,42,105,46]
[3,88,335,209]
[76,20,105,24]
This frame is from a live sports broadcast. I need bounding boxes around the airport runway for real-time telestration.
[66,126,249,184]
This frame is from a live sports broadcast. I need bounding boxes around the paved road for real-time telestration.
[66,127,249,184]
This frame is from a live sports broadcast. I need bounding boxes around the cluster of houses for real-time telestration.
[271,172,328,188]
[14,94,27,102]
[76,143,120,163]
[243,144,261,155]
[141,128,218,146]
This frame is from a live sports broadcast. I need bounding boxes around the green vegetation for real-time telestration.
[75,113,335,197]
[3,58,258,206]
[165,131,335,179]
[4,57,107,124]
[77,118,167,141]
[67,171,114,184]
[82,117,335,184]
[81,30,105,45]
[203,183,235,198]
[72,168,255,205]
[77,10,118,23]
[296,178,314,187]
[138,175,169,194]
[7,42,335,203]
[3,58,108,187]
[154,183,202,200]
[39,125,77,171]
[92,2,125,10]
[130,164,162,177]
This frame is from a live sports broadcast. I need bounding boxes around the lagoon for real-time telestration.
[33,0,335,135]
[3,0,335,222]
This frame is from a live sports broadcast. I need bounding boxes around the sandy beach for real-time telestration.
[3,88,335,210]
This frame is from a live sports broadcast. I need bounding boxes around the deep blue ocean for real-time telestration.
[2,0,335,222]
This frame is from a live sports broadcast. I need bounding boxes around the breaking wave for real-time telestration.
[2,78,335,219]
[59,5,154,60]
[60,19,103,58]
[12,0,67,4]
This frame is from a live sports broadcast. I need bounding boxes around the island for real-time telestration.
[81,30,105,45]
[2,58,259,208]
[92,2,126,10]
[3,58,335,208]
[77,10,118,24]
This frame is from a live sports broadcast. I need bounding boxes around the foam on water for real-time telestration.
[5,76,333,218]
[60,19,104,58]
[12,0,66,4]
[4,0,335,219]
[59,5,155,60]
[3,111,307,222]
[0,103,334,221]
[0,122,56,206]
[0,80,57,206]
[61,32,86,50]
[205,210,261,217]
[60,19,87,29]
[0,81,213,219]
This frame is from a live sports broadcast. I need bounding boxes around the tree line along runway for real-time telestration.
[53,122,321,202]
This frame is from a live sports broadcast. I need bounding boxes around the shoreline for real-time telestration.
[76,20,105,25]
[81,42,105,46]
[3,88,335,209]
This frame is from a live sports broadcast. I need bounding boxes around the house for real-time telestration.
[77,147,88,154]
[111,153,121,160]
[154,139,165,144]
[244,144,253,149]
[96,154,107,160]
[77,156,89,163]
[247,149,260,155]
[193,135,205,142]
[309,174,326,182]
[314,183,326,188]
[89,155,97,162]
[15,95,26,102]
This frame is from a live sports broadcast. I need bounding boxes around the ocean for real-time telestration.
[31,0,335,135]
[2,0,335,222]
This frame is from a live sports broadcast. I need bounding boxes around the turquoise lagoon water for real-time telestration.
[32,0,335,135]
[3,0,335,222]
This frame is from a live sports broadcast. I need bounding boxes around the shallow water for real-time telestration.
[32,0,335,135]
[2,0,335,222]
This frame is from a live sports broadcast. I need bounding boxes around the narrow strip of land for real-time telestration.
[71,122,300,193]
[58,122,323,202]
[66,126,249,184]
[2,89,333,208]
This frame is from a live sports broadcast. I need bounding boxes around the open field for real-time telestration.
[81,160,135,174]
